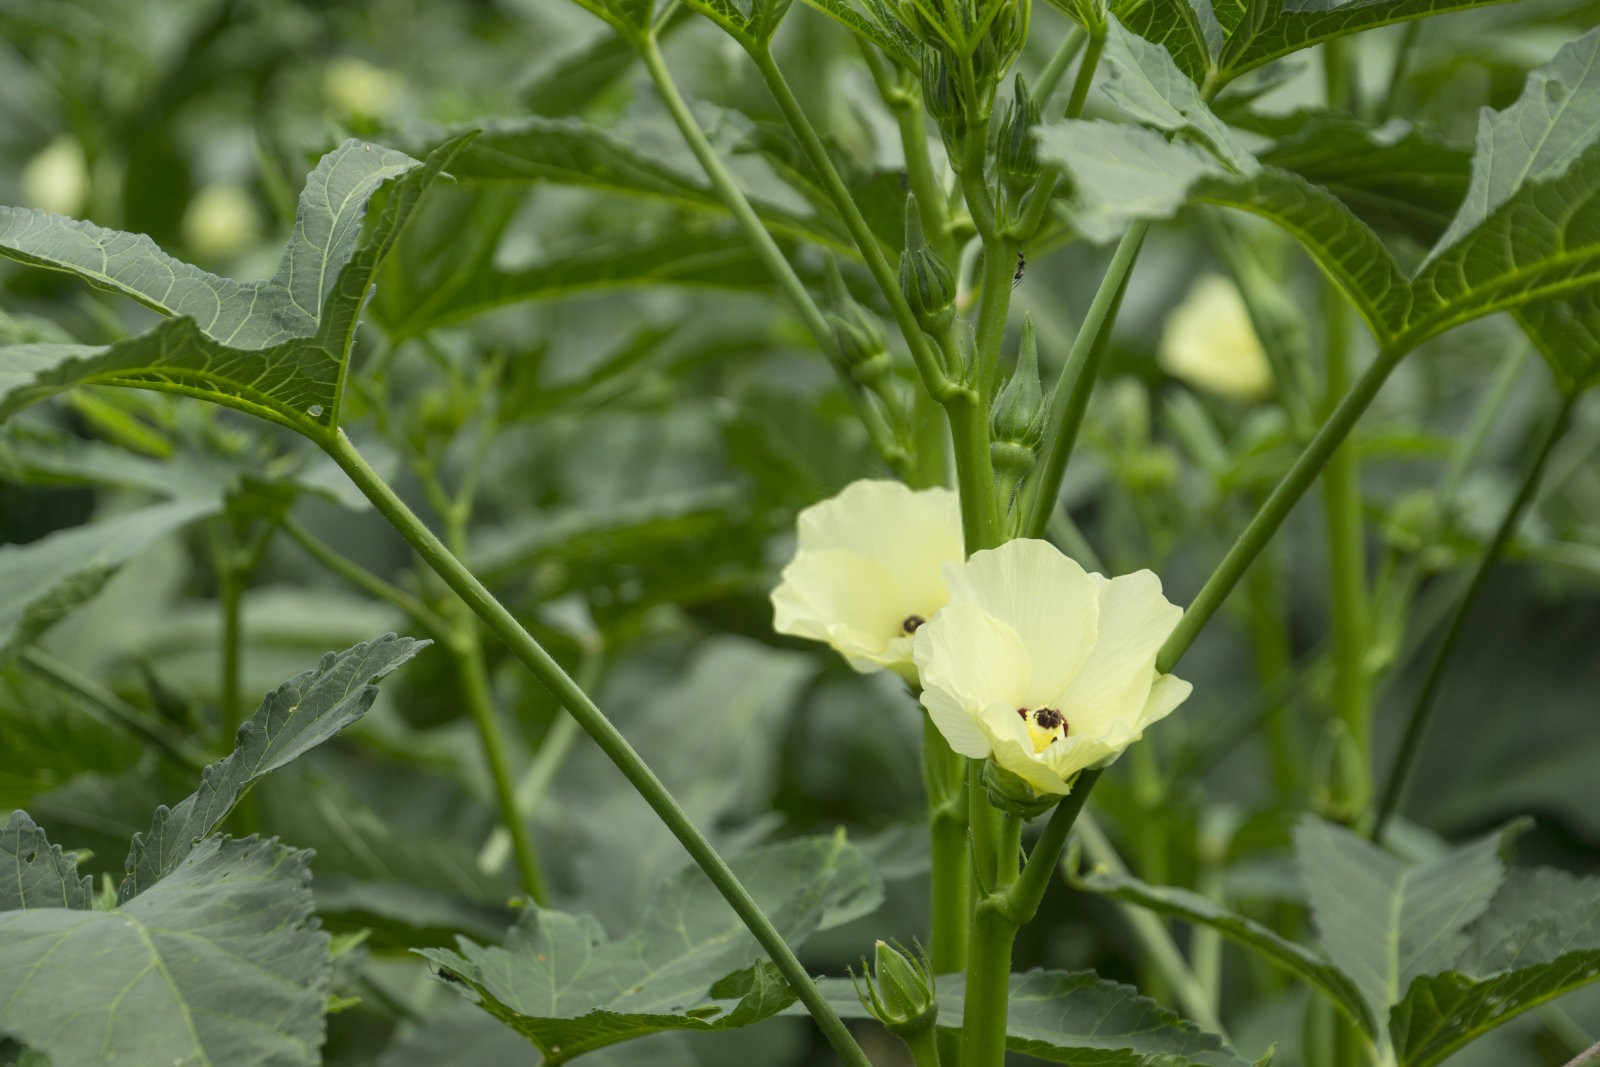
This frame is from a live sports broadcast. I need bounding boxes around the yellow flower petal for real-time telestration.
[1158,274,1272,401]
[943,539,1099,707]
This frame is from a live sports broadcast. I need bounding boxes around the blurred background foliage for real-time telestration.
[2,0,1599,1063]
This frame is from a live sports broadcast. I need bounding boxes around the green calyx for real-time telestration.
[823,259,894,387]
[899,195,957,335]
[983,759,1058,819]
[852,939,938,1035]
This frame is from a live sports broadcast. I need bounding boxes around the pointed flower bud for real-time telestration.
[992,315,1046,490]
[996,74,1042,194]
[823,259,892,386]
[992,315,1046,447]
[852,939,937,1036]
[900,196,956,335]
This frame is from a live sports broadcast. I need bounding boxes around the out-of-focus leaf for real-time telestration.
[120,633,427,899]
[1077,868,1374,1033]
[377,224,810,337]
[0,836,328,1067]
[1296,816,1516,1032]
[0,498,216,652]
[0,810,90,912]
[419,832,881,1062]
[1390,867,1600,1066]
[0,136,470,434]
[442,116,839,248]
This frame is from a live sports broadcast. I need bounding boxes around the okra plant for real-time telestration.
[2,0,1598,1064]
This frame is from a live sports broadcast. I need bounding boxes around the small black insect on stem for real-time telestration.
[1012,251,1026,289]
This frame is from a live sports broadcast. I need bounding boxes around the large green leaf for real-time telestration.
[1217,0,1522,86]
[817,969,1245,1065]
[0,135,470,435]
[0,498,216,653]
[1040,29,1600,363]
[418,832,880,1063]
[1253,111,1471,245]
[0,810,91,912]
[119,633,428,899]
[1410,27,1600,372]
[0,835,328,1067]
[1076,868,1375,1033]
[1389,867,1600,1066]
[1295,817,1515,1035]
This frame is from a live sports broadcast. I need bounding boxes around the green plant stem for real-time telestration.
[924,717,970,978]
[1371,390,1576,839]
[904,1026,944,1067]
[637,34,911,476]
[1034,26,1087,105]
[21,647,210,772]
[1319,291,1372,805]
[1375,21,1421,121]
[946,388,1003,551]
[281,517,451,643]
[1158,345,1407,673]
[1022,222,1148,539]
[1245,550,1299,798]
[452,621,549,904]
[479,644,601,874]
[213,531,245,747]
[860,44,956,264]
[1064,28,1106,120]
[966,774,1101,1067]
[1075,812,1226,1035]
[322,429,871,1067]
[1003,769,1101,921]
[745,42,955,402]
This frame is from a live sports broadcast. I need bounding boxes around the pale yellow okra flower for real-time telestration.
[914,539,1191,796]
[1158,274,1272,401]
[771,479,963,682]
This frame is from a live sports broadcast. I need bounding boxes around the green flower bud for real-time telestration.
[823,259,893,386]
[983,759,1058,819]
[1311,719,1371,827]
[1383,488,1445,556]
[852,940,938,1035]
[995,74,1042,194]
[992,313,1046,448]
[899,196,956,334]
[992,314,1046,490]
[919,44,966,140]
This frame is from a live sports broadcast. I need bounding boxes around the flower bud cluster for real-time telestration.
[905,0,1030,162]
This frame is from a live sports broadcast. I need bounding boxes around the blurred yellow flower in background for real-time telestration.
[21,137,89,218]
[1158,274,1272,401]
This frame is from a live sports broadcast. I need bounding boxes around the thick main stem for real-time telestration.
[1371,391,1576,838]
[1319,291,1372,805]
[1158,346,1407,673]
[322,430,870,1067]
